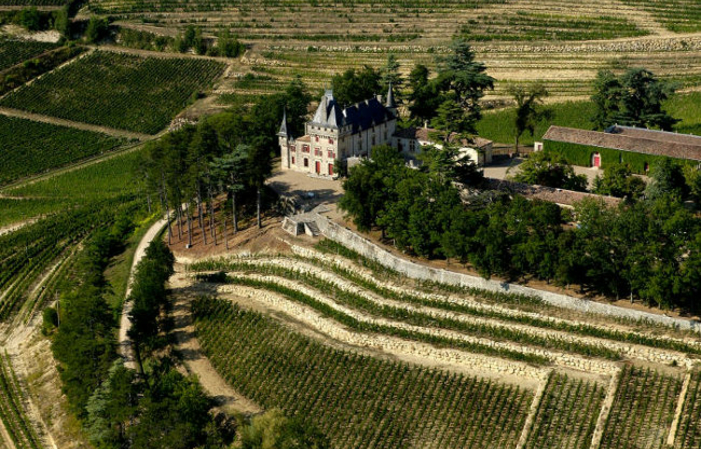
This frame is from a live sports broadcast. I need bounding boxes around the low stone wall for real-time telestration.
[313,214,701,334]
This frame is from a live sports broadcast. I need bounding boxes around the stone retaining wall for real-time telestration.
[312,214,701,334]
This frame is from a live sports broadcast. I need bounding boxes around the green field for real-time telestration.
[0,39,59,72]
[0,51,225,134]
[0,115,124,185]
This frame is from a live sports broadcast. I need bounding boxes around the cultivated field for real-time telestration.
[0,115,124,185]
[182,238,701,449]
[0,51,226,134]
[0,39,58,72]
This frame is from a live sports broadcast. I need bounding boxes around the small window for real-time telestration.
[291,156,295,164]
[304,158,309,167]
[327,150,334,159]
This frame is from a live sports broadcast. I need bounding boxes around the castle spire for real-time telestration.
[277,108,288,137]
[386,82,396,110]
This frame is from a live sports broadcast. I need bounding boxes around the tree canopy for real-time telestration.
[591,68,678,130]
[512,151,588,191]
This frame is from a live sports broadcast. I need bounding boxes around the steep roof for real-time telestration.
[310,90,395,132]
[386,82,396,109]
[277,109,288,137]
[543,125,701,161]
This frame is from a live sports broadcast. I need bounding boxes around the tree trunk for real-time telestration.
[162,174,172,245]
[197,186,204,234]
[176,204,183,241]
[186,203,193,248]
[211,197,217,246]
[133,342,145,377]
[146,193,152,214]
[232,191,238,234]
[201,196,208,246]
[223,214,228,250]
[257,187,262,229]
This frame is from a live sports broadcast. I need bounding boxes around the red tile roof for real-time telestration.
[543,125,701,161]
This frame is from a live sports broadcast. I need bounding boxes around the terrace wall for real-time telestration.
[312,213,701,334]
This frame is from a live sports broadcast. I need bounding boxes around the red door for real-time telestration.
[328,163,334,176]
[315,161,320,174]
[592,153,601,168]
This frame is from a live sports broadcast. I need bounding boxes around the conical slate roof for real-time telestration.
[277,109,288,137]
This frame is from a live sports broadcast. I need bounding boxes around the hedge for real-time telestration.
[543,139,697,174]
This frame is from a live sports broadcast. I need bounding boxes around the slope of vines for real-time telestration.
[0,51,225,134]
[0,115,124,186]
[600,365,683,449]
[0,351,42,449]
[675,369,701,449]
[193,296,534,449]
[0,39,58,72]
[524,372,606,449]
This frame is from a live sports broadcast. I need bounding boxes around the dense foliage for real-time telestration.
[0,115,123,185]
[340,145,701,310]
[193,296,533,449]
[512,151,588,191]
[0,51,225,134]
[591,68,678,130]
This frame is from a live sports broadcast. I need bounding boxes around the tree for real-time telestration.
[241,409,329,449]
[432,93,473,134]
[512,151,588,191]
[645,158,689,200]
[54,7,70,37]
[508,83,551,155]
[592,163,646,200]
[18,7,42,31]
[247,143,273,229]
[434,38,495,133]
[85,17,109,43]
[211,144,249,235]
[418,144,483,186]
[330,66,381,106]
[591,68,678,130]
[339,145,404,232]
[380,54,403,102]
[407,64,441,125]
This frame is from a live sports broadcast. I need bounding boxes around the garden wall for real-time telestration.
[313,213,701,334]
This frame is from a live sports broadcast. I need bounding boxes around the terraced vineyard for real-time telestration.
[193,296,534,449]
[0,40,58,72]
[184,239,701,449]
[524,372,606,449]
[676,369,701,448]
[600,365,683,449]
[0,115,124,186]
[0,51,226,134]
